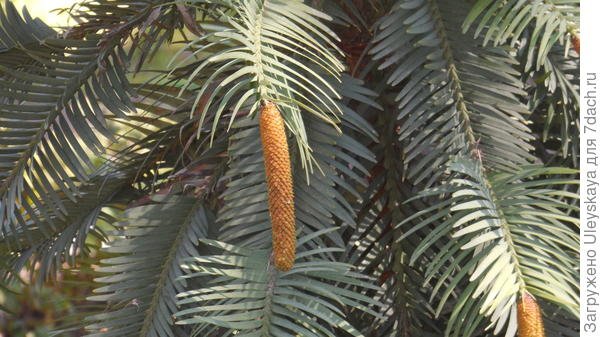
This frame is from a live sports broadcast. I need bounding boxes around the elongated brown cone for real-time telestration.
[517,292,546,337]
[259,101,295,271]
[571,34,580,55]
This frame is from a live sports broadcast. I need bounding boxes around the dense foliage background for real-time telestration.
[0,0,580,336]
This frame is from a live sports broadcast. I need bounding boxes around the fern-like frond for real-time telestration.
[85,196,214,337]
[370,0,535,184]
[400,157,578,337]
[175,229,382,336]
[344,103,443,337]
[0,2,134,243]
[0,170,128,283]
[463,0,579,70]
[173,0,344,172]
[109,79,229,184]
[0,77,220,284]
[527,45,579,164]
[0,1,53,51]
[66,0,218,72]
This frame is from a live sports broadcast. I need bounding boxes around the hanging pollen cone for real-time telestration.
[259,101,296,271]
[517,292,546,337]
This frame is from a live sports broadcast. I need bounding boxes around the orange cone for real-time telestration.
[259,101,296,271]
[517,292,546,337]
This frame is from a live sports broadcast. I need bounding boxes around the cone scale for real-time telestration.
[517,292,546,337]
[259,101,296,271]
